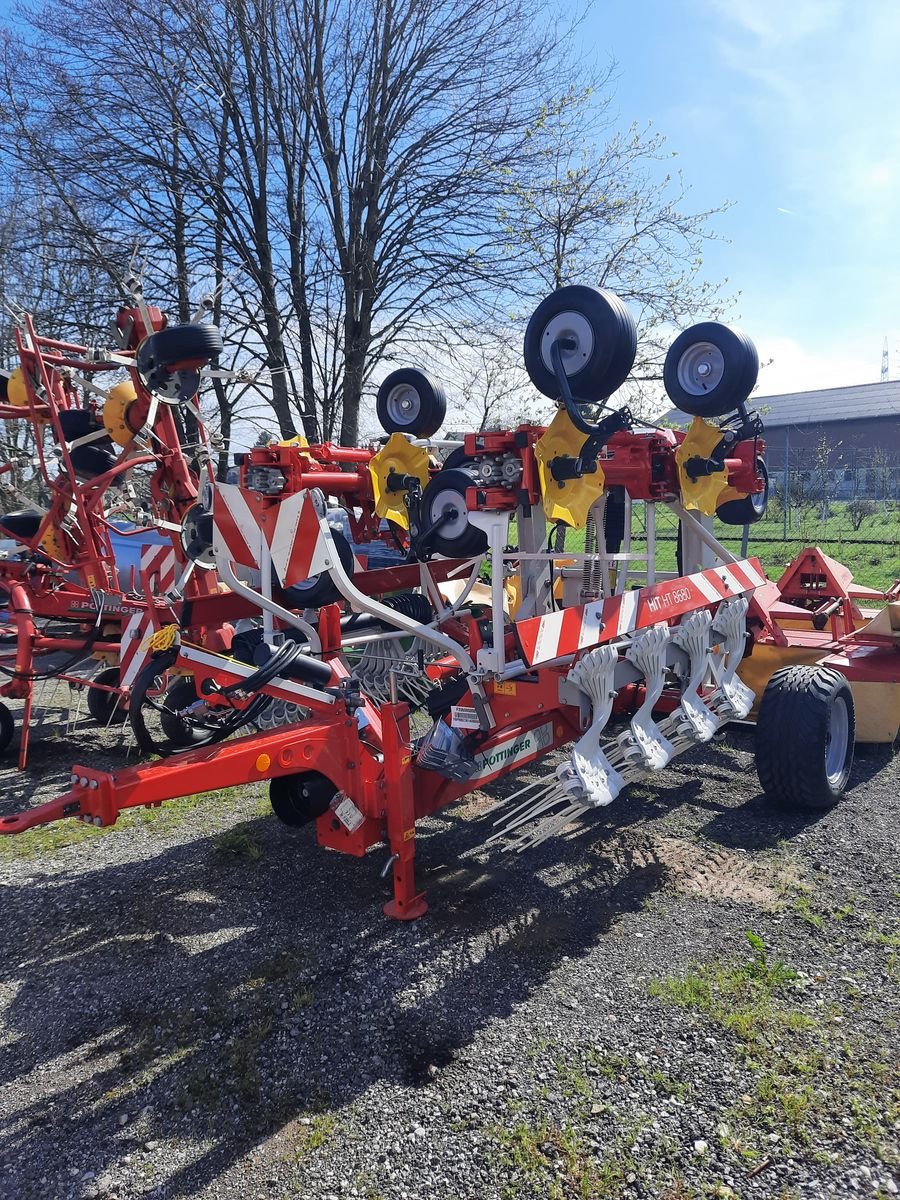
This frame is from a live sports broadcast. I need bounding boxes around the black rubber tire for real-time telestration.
[87,666,128,725]
[69,443,119,480]
[717,458,769,525]
[523,285,637,400]
[755,665,855,811]
[441,446,469,471]
[159,677,207,746]
[128,647,180,754]
[420,467,488,558]
[57,409,109,443]
[0,510,44,542]
[376,368,447,437]
[0,701,14,755]
[664,322,759,417]
[270,770,337,828]
[137,323,223,372]
[604,487,626,554]
[180,503,216,568]
[276,529,356,608]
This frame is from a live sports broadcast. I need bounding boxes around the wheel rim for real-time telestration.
[428,487,471,541]
[825,695,850,787]
[385,383,421,427]
[676,342,725,396]
[539,311,594,377]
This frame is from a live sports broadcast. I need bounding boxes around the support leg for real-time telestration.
[380,699,428,921]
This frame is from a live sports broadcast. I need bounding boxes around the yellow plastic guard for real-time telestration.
[276,434,309,449]
[103,381,140,446]
[369,433,430,529]
[7,368,29,407]
[534,408,605,528]
[39,524,67,560]
[675,416,729,515]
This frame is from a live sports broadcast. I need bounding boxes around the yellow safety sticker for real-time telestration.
[403,828,415,842]
[494,680,517,696]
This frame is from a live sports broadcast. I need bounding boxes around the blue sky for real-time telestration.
[587,0,900,396]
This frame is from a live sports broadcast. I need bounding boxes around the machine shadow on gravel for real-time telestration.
[0,776,677,1200]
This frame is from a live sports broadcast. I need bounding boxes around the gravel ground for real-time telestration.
[0,689,897,1200]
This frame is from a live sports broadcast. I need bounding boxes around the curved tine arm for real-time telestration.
[318,515,477,675]
[216,555,322,654]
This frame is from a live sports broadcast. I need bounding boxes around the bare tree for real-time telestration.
[498,87,732,411]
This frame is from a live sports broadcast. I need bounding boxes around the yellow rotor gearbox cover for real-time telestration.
[7,367,30,408]
[103,381,140,446]
[369,433,430,529]
[39,522,69,561]
[534,408,605,528]
[675,416,730,515]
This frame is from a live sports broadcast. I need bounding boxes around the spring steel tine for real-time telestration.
[484,790,571,843]
[514,803,588,851]
[487,777,561,825]
[481,773,555,817]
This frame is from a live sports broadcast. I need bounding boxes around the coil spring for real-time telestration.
[381,591,433,624]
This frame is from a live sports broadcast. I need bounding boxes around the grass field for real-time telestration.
[631,501,900,591]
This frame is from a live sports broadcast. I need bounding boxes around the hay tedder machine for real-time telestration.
[0,286,236,767]
[1,285,897,920]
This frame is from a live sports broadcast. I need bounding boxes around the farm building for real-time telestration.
[666,378,900,501]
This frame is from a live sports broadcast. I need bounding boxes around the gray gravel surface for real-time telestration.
[0,698,897,1200]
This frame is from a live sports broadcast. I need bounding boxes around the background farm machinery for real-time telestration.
[0,289,237,765]
[1,284,896,920]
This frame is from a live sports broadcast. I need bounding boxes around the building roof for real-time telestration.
[665,378,900,428]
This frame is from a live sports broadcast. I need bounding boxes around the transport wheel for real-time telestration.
[270,771,337,827]
[664,322,759,417]
[420,467,488,558]
[136,323,223,403]
[180,503,216,569]
[716,458,769,525]
[86,666,129,725]
[523,285,637,401]
[57,409,108,442]
[276,529,356,608]
[130,658,238,753]
[441,446,469,471]
[376,369,447,438]
[604,486,626,553]
[69,442,119,480]
[0,509,44,542]
[0,701,14,755]
[158,677,209,747]
[755,665,855,811]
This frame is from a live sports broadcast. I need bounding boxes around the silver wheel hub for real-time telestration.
[825,695,849,787]
[540,311,594,377]
[385,383,421,426]
[676,342,725,396]
[430,487,469,539]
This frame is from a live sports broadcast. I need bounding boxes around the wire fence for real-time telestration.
[631,456,900,591]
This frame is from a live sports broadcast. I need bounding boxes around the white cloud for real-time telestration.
[702,0,900,240]
[706,0,842,44]
[754,334,878,397]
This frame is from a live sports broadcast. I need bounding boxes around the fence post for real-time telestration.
[783,426,790,541]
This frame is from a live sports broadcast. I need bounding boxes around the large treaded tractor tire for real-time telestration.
[755,665,855,812]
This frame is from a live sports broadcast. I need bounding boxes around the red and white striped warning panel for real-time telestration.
[119,610,158,688]
[139,544,177,593]
[516,558,767,667]
[212,484,332,587]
